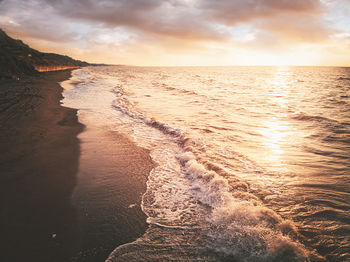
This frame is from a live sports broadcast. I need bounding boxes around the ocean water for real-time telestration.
[62,66,350,261]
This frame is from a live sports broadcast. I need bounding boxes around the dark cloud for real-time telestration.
[48,0,162,26]
[43,0,225,41]
[0,0,337,46]
[45,0,331,43]
[0,0,78,42]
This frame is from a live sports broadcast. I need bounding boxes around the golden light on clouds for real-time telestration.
[0,0,349,66]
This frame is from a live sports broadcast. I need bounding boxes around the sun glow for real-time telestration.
[1,0,350,66]
[256,68,296,169]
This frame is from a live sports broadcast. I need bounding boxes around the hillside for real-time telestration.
[0,29,89,79]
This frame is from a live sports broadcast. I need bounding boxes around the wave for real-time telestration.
[177,152,323,261]
[70,67,324,261]
[337,77,350,81]
[110,108,320,259]
[291,112,338,124]
[107,147,323,261]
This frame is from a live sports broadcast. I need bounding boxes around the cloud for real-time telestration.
[198,0,323,23]
[0,0,348,65]
[0,0,79,42]
[44,0,227,41]
[0,0,336,44]
[259,15,334,43]
[197,0,333,43]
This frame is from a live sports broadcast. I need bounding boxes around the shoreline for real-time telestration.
[69,126,154,261]
[0,70,154,261]
[61,70,155,260]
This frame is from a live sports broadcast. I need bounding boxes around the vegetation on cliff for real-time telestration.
[0,29,88,79]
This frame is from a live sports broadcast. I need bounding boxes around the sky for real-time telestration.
[0,0,350,66]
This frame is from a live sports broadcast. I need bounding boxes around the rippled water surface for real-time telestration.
[63,66,350,261]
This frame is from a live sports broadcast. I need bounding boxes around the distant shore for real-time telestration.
[0,70,154,261]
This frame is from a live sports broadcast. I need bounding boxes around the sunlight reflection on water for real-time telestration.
[66,65,350,261]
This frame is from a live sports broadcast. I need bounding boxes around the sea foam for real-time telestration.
[65,66,328,261]
[177,151,319,261]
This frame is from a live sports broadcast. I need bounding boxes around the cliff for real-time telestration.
[0,29,89,79]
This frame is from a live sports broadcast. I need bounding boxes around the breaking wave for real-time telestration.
[64,66,350,261]
[106,75,321,261]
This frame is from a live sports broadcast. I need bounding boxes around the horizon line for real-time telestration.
[96,64,350,68]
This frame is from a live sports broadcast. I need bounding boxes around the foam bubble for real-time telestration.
[178,151,316,261]
[65,66,322,261]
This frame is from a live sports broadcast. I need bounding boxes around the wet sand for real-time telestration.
[71,126,154,261]
[0,71,154,261]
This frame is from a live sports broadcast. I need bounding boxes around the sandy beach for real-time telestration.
[0,70,154,261]
[2,0,350,260]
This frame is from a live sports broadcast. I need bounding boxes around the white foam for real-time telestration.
[177,151,319,261]
[61,66,320,261]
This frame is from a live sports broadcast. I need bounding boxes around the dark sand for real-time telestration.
[0,71,154,261]
[70,127,154,261]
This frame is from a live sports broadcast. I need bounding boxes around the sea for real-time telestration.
[62,66,350,261]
